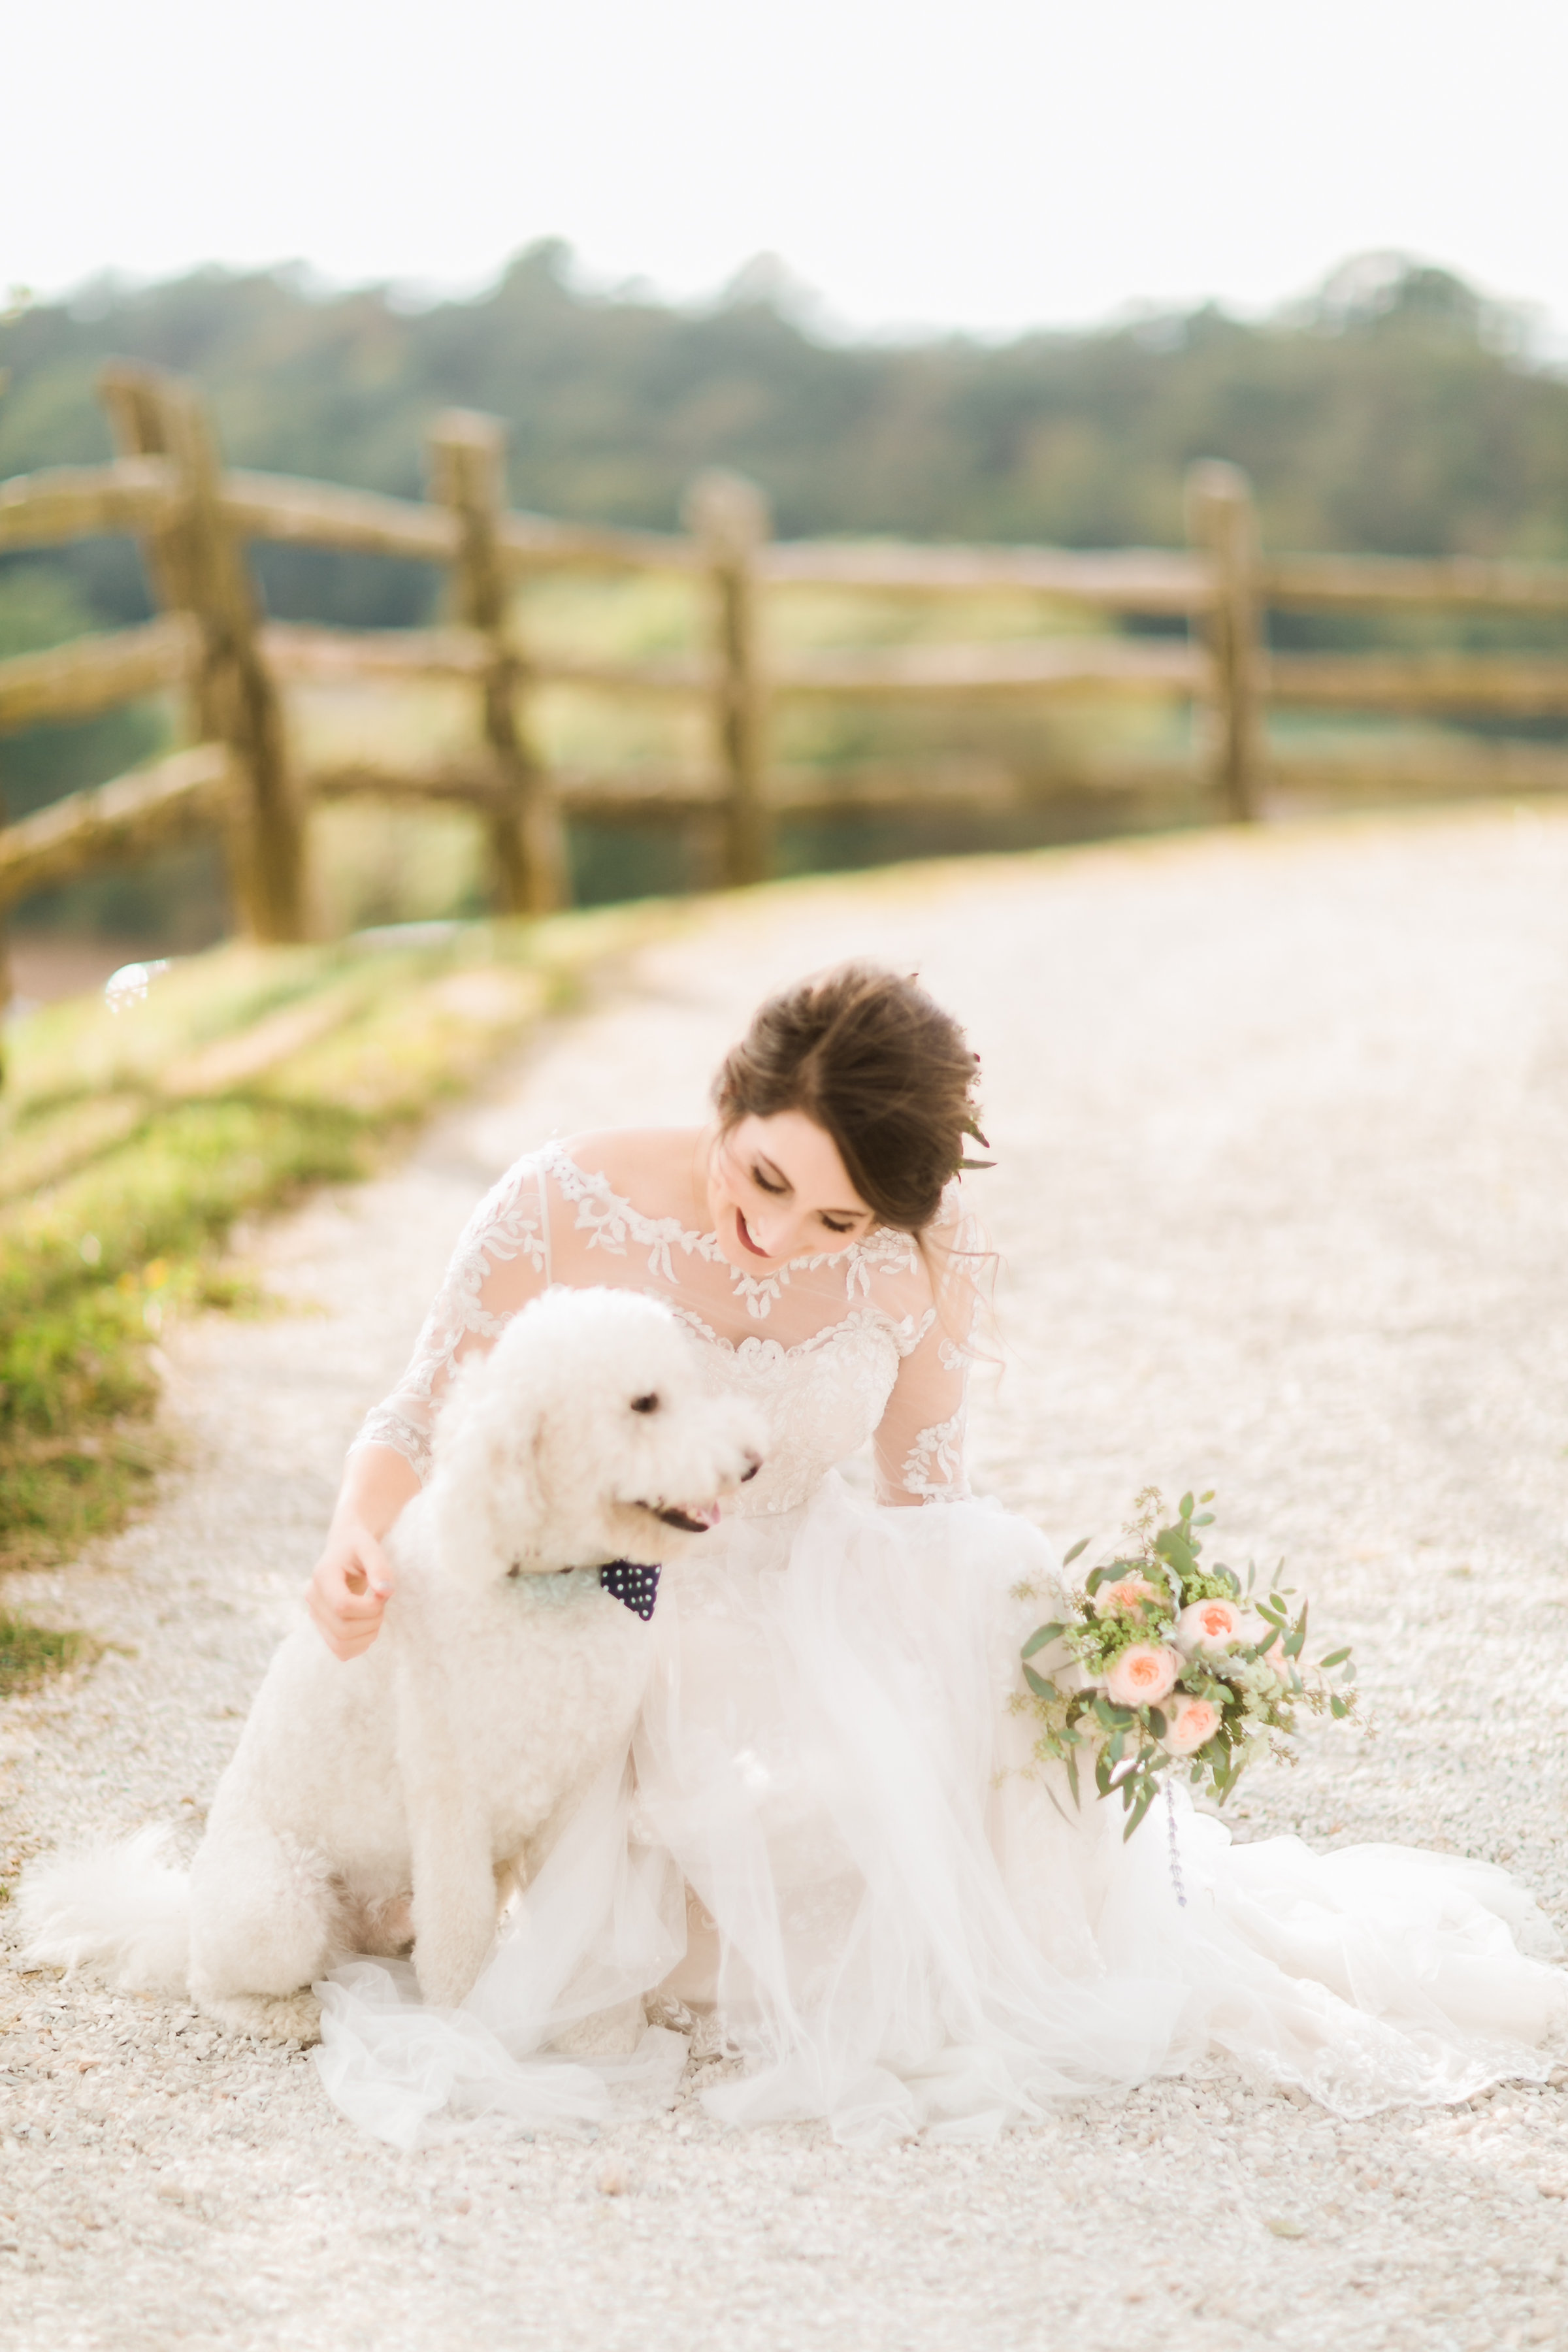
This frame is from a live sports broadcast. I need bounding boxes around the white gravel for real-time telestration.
[3,804,1568,2352]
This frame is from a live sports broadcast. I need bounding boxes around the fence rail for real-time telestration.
[4,360,1568,1035]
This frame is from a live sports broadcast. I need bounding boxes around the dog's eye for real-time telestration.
[630,1393,661,1414]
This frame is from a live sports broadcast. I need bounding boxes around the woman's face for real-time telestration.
[706,1111,876,1271]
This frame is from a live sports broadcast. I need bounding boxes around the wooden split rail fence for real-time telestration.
[5,363,1568,1023]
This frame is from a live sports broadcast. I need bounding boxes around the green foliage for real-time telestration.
[0,1607,101,1697]
[5,247,1567,930]
[3,250,1565,619]
[0,904,659,1571]
[1019,1490,1358,1838]
[0,566,93,657]
[0,564,172,841]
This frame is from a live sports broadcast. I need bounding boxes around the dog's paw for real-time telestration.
[194,1987,323,2046]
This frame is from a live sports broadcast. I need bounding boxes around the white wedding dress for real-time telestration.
[314,1143,1566,2150]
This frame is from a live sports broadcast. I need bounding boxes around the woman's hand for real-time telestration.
[307,1518,395,1661]
[306,1444,419,1659]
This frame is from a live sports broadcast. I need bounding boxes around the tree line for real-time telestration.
[2,244,1565,907]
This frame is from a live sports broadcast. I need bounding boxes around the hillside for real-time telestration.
[3,247,1567,930]
[5,245,1567,634]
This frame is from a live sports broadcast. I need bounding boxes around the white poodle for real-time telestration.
[19,1286,764,2042]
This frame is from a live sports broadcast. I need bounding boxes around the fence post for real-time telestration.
[685,471,772,887]
[1186,461,1265,823]
[97,363,306,938]
[427,412,566,917]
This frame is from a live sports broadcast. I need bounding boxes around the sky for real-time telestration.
[5,0,1567,342]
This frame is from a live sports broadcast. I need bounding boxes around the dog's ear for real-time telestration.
[482,1369,555,1569]
[432,1345,552,1581]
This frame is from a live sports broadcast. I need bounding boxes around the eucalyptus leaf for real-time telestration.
[1123,1784,1157,1842]
[1021,1624,1067,1659]
[1063,1538,1090,1566]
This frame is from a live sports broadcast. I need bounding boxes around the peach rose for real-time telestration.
[1174,1597,1247,1655]
[1093,1574,1163,1619]
[1103,1642,1180,1709]
[1161,1693,1224,1756]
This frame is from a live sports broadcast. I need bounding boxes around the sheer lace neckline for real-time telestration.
[540,1138,917,1318]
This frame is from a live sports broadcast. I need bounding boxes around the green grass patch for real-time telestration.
[0,903,663,1575]
[0,1607,101,1697]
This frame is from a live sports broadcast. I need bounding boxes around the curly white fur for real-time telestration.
[19,1288,764,2044]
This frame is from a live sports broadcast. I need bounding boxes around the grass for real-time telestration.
[0,902,662,1590]
[293,573,1198,932]
[0,1608,101,1698]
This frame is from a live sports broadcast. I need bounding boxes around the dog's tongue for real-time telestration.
[683,1498,722,1530]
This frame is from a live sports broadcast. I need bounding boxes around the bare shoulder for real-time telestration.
[553,1126,704,1205]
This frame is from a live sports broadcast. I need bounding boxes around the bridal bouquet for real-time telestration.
[1017,1489,1356,1842]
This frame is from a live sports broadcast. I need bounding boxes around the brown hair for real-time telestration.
[711,962,988,1233]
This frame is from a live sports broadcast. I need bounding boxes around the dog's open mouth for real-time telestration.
[638,1498,723,1534]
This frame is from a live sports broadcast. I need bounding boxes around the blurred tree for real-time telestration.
[1,244,1562,607]
[2,244,1566,917]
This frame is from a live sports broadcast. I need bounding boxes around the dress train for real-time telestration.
[315,1478,1565,2149]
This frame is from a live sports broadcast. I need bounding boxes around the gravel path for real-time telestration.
[4,806,1568,2352]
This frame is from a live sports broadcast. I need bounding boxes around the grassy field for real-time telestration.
[0,902,662,1684]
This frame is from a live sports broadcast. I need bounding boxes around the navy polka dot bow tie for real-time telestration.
[599,1560,661,1620]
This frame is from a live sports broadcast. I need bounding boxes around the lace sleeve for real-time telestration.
[352,1152,551,1482]
[870,1203,985,1508]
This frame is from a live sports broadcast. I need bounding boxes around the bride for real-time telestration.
[306,962,1565,2148]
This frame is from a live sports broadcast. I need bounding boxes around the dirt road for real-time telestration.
[3,807,1567,2351]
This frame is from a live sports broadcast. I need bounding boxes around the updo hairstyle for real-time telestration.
[711,963,988,1235]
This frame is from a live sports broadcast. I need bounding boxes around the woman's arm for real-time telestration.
[873,1324,970,1507]
[306,1151,553,1658]
[871,1212,985,1508]
[306,1444,421,1659]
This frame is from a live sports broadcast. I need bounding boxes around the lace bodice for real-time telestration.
[356,1140,979,1510]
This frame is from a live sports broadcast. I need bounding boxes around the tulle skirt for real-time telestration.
[314,1478,1566,2149]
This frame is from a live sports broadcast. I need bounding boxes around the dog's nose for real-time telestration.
[740,1449,762,1483]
